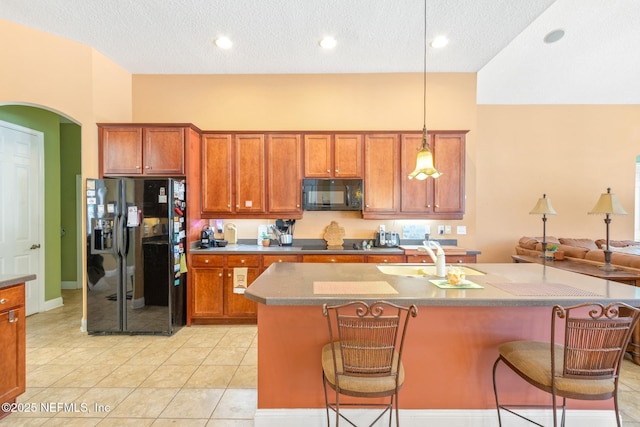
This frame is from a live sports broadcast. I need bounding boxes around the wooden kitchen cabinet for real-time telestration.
[363,134,400,217]
[302,254,365,263]
[304,134,362,178]
[0,284,25,415]
[366,254,405,264]
[405,254,477,264]
[188,254,258,324]
[99,125,187,176]
[190,255,224,319]
[400,132,466,219]
[201,133,266,217]
[267,134,302,215]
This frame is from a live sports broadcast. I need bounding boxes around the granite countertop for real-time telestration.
[0,274,36,290]
[244,262,640,307]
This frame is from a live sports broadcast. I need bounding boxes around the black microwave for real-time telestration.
[302,179,363,211]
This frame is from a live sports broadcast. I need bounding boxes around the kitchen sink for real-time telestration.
[376,264,485,276]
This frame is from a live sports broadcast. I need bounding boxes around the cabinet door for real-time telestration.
[267,134,302,214]
[334,134,362,178]
[202,134,233,214]
[224,267,260,317]
[401,133,432,213]
[191,267,224,317]
[433,134,465,214]
[0,307,25,405]
[101,127,143,175]
[235,134,266,214]
[304,134,332,178]
[143,127,185,175]
[363,134,400,214]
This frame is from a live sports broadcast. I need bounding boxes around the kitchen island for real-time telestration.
[244,263,640,427]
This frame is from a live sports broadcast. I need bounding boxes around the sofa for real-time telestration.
[515,236,640,269]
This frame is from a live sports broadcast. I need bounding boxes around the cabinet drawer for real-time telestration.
[191,254,224,268]
[405,254,433,264]
[263,255,299,268]
[366,254,405,264]
[445,255,477,264]
[0,284,25,310]
[227,255,260,267]
[302,255,365,263]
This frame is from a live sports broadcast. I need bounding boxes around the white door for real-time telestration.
[0,120,44,315]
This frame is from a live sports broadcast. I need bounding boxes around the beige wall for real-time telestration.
[132,73,480,248]
[477,105,640,261]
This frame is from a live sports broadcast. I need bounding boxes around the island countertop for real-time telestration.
[0,274,36,290]
[244,262,640,307]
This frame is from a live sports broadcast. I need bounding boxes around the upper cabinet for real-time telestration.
[363,134,400,217]
[200,132,303,219]
[201,133,266,216]
[304,134,362,178]
[400,131,466,219]
[267,134,302,215]
[98,125,188,176]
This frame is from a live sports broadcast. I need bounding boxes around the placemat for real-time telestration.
[313,281,398,295]
[489,282,603,297]
[429,279,483,289]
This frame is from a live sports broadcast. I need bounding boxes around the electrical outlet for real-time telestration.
[438,225,445,235]
[444,225,452,234]
[457,226,467,235]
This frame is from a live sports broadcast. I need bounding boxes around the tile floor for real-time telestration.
[3,289,256,426]
[3,289,640,426]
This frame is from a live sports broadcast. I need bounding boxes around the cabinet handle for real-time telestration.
[227,204,231,208]
[204,259,209,264]
[421,259,427,263]
[435,204,440,208]
[241,259,245,264]
[278,259,283,263]
[8,310,17,323]
[296,204,300,208]
[228,273,232,277]
[383,259,388,263]
[236,205,240,208]
[145,165,150,169]
[427,204,431,208]
[335,169,339,173]
[136,165,141,169]
[326,169,331,173]
[330,259,336,263]
[365,204,369,208]
[218,273,222,277]
[0,298,6,304]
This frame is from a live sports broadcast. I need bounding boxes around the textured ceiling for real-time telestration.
[1,0,639,103]
[0,0,555,74]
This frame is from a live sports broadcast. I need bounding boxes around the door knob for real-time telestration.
[30,244,41,250]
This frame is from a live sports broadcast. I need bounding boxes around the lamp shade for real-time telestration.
[588,188,627,215]
[529,194,557,215]
[408,146,442,180]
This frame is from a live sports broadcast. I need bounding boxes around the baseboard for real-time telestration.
[41,296,64,312]
[253,408,618,427]
[61,280,80,289]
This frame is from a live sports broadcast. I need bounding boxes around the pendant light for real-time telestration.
[408,0,441,180]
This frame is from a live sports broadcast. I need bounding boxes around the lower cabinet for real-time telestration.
[189,254,259,324]
[0,284,25,418]
[302,254,365,263]
[188,250,477,324]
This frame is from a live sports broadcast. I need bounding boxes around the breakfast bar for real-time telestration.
[245,263,640,427]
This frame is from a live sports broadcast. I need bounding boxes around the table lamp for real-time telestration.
[529,193,557,255]
[588,187,627,271]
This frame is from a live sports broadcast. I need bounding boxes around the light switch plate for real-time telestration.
[457,226,467,235]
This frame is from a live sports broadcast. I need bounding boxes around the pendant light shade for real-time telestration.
[408,127,441,180]
[408,0,441,180]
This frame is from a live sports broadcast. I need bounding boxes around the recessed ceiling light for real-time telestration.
[319,37,337,49]
[430,36,448,49]
[544,29,565,44]
[214,37,233,49]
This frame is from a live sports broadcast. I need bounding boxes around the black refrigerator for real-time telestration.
[86,177,186,335]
